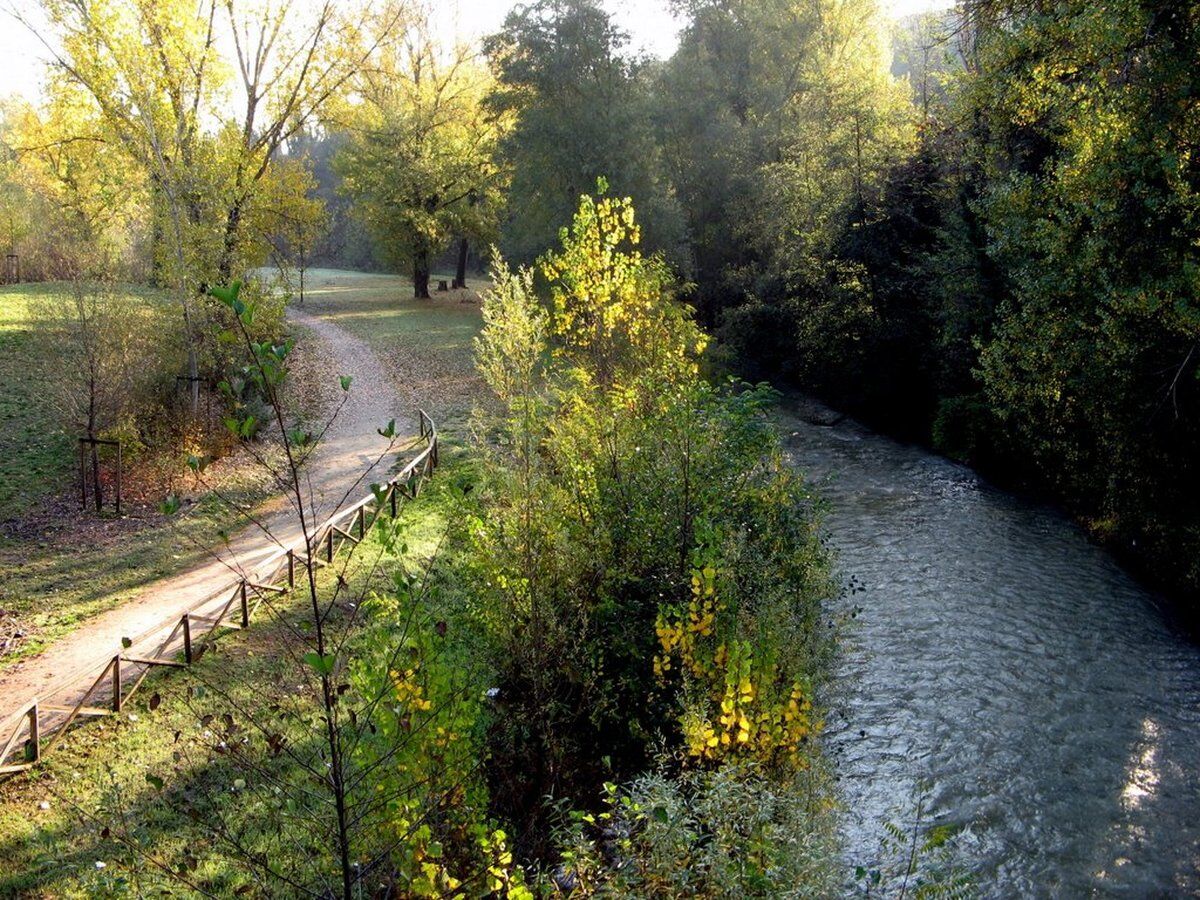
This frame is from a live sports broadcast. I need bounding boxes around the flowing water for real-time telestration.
[783,406,1200,897]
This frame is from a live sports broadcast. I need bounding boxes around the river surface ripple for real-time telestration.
[783,410,1200,897]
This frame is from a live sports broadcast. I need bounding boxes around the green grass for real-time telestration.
[0,285,87,522]
[0,273,484,895]
[0,283,193,521]
[0,457,464,898]
[0,282,282,666]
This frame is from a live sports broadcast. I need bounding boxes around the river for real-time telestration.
[783,405,1200,896]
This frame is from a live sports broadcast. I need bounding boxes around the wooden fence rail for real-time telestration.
[0,410,438,778]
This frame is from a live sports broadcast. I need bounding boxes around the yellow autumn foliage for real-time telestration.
[656,565,819,769]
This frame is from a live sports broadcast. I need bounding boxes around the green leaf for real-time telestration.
[287,427,312,448]
[159,494,181,516]
[145,773,164,790]
[339,375,353,392]
[209,282,239,306]
[302,652,336,676]
[121,636,132,649]
[377,419,396,439]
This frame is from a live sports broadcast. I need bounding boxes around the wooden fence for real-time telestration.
[0,410,439,777]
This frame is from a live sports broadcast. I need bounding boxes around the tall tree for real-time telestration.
[22,0,405,403]
[656,0,914,326]
[1,87,146,279]
[336,16,506,298]
[485,0,686,267]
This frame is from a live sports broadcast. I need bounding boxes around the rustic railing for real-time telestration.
[0,410,438,777]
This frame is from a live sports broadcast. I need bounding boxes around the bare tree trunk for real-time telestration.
[453,237,468,289]
[413,250,431,299]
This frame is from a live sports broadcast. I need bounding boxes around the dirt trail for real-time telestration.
[0,307,410,724]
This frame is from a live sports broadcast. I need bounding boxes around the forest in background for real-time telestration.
[5,0,1194,603]
[475,0,1200,603]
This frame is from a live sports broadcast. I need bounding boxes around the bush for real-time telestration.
[557,761,839,898]
[463,186,838,877]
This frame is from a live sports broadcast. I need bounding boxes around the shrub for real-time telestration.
[465,185,838,874]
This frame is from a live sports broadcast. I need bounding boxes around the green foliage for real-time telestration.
[961,0,1200,591]
[850,796,973,899]
[656,0,914,320]
[467,189,836,870]
[485,0,687,267]
[670,0,1200,597]
[556,761,840,897]
[210,280,291,442]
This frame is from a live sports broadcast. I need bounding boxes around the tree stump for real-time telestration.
[437,280,449,292]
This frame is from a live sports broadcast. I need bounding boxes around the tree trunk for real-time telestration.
[413,251,431,299]
[453,237,468,289]
[298,250,306,305]
[217,198,243,282]
[187,333,201,414]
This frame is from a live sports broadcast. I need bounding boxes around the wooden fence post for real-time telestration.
[25,703,39,763]
[1,413,443,774]
[111,656,122,712]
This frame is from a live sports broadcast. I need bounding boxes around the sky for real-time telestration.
[0,0,954,105]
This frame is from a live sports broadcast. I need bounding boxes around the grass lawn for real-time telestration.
[297,268,485,437]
